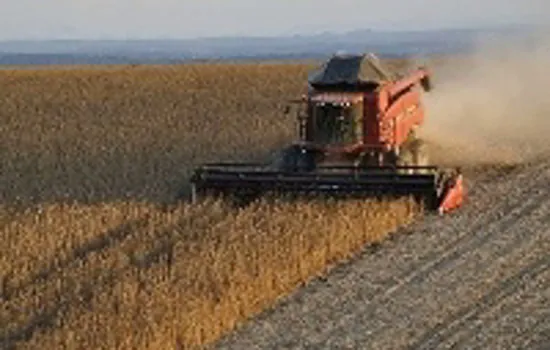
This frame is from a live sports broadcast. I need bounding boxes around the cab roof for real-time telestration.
[308,53,397,88]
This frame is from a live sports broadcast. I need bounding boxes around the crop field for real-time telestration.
[1,49,549,349]
[0,62,421,349]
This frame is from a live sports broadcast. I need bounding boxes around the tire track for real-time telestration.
[381,188,547,297]
[305,200,550,349]
[301,171,550,347]
[452,269,550,350]
[373,161,550,294]
[359,212,550,347]
[408,254,550,350]
[517,317,550,350]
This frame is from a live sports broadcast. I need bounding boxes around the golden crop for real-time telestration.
[0,63,420,349]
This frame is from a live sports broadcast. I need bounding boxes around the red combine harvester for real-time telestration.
[190,53,464,214]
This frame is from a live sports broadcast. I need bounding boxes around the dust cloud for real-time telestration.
[419,29,550,166]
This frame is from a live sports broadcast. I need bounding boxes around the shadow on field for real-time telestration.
[0,214,187,349]
[1,215,152,301]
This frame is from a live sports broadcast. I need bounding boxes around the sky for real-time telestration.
[1,0,547,40]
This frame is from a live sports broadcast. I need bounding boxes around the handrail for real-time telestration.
[196,163,439,172]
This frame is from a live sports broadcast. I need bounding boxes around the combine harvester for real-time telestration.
[190,53,464,214]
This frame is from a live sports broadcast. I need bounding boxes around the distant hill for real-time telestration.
[0,25,539,65]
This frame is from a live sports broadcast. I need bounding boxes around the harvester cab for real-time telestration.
[190,53,464,214]
[303,93,362,145]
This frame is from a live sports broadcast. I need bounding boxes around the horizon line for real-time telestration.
[0,23,537,43]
